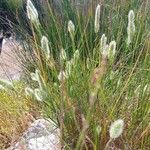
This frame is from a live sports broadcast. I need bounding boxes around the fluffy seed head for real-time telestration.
[31,72,38,81]
[31,69,40,81]
[58,71,68,81]
[101,34,107,48]
[127,10,135,45]
[66,61,72,77]
[102,44,109,58]
[0,85,5,90]
[109,119,124,139]
[86,58,90,69]
[0,78,14,90]
[143,84,150,96]
[68,20,75,38]
[108,41,116,60]
[101,34,108,56]
[26,0,39,23]
[72,49,80,65]
[128,10,135,23]
[60,48,67,61]
[73,49,79,60]
[31,70,44,89]
[34,88,47,102]
[95,4,101,33]
[25,87,34,96]
[96,125,102,135]
[41,36,50,60]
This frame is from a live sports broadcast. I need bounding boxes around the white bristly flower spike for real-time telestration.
[25,87,34,96]
[127,10,135,45]
[31,69,44,89]
[68,20,75,38]
[96,125,102,135]
[41,36,50,60]
[102,44,109,58]
[73,49,79,60]
[60,48,67,61]
[58,71,68,81]
[31,72,38,81]
[0,78,14,90]
[86,57,90,69]
[26,0,39,24]
[108,41,116,60]
[66,61,72,77]
[100,34,108,57]
[95,4,101,33]
[101,34,107,50]
[34,88,47,102]
[0,85,5,90]
[109,119,124,139]
[72,49,80,65]
[31,69,40,82]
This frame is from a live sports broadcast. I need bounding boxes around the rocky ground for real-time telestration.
[7,119,61,150]
[0,39,22,80]
[0,40,61,150]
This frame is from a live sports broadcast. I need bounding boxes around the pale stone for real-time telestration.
[8,119,61,150]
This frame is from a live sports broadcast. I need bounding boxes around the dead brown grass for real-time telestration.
[0,87,40,149]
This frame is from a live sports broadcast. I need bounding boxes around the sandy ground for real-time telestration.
[0,39,22,80]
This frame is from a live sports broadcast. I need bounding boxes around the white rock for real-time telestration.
[8,119,61,150]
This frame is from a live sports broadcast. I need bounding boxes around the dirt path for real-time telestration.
[0,39,22,80]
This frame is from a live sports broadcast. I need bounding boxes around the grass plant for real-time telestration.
[0,0,150,149]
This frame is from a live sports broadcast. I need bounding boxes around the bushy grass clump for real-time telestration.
[23,0,150,149]
[1,0,150,149]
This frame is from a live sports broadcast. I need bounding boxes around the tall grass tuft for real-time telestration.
[1,0,150,149]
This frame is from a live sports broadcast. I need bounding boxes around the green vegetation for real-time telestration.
[0,0,150,149]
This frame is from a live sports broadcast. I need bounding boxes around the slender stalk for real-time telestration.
[104,138,113,150]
